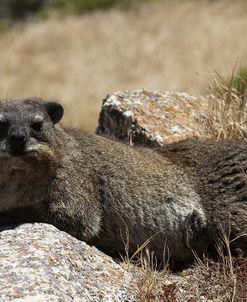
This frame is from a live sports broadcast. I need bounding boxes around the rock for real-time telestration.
[96,89,208,146]
[0,223,135,302]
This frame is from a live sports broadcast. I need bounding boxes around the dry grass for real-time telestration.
[123,246,172,302]
[204,63,247,140]
[123,233,247,302]
[176,251,247,302]
[134,252,247,301]
[0,0,247,130]
[120,222,247,301]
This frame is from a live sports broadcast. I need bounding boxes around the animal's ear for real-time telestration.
[45,102,64,124]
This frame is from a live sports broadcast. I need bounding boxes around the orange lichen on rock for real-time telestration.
[97,89,208,146]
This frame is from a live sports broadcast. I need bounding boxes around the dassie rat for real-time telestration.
[0,98,246,263]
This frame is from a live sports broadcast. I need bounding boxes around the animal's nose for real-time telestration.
[10,132,26,144]
[8,129,27,147]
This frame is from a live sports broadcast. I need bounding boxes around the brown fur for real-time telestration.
[0,98,246,264]
[159,140,247,252]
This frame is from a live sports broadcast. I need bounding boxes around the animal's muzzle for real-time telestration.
[8,127,27,154]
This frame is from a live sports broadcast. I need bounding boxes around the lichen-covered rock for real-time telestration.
[0,223,135,302]
[96,89,207,146]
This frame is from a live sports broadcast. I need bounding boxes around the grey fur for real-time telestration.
[0,98,246,263]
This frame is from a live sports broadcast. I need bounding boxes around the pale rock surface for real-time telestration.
[0,223,135,302]
[96,89,208,146]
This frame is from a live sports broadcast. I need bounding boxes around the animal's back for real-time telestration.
[72,134,247,257]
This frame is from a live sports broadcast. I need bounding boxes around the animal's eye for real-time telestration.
[0,120,7,128]
[31,121,43,132]
[0,118,8,130]
[0,119,9,138]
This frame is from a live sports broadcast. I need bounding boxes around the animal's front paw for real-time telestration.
[45,205,85,239]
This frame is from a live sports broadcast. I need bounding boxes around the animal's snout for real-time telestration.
[10,131,26,144]
[8,127,27,153]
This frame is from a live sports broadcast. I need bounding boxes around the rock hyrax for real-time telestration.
[0,98,246,263]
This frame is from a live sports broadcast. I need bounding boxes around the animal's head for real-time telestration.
[0,98,64,161]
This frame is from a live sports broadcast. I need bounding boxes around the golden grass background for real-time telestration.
[0,0,247,130]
